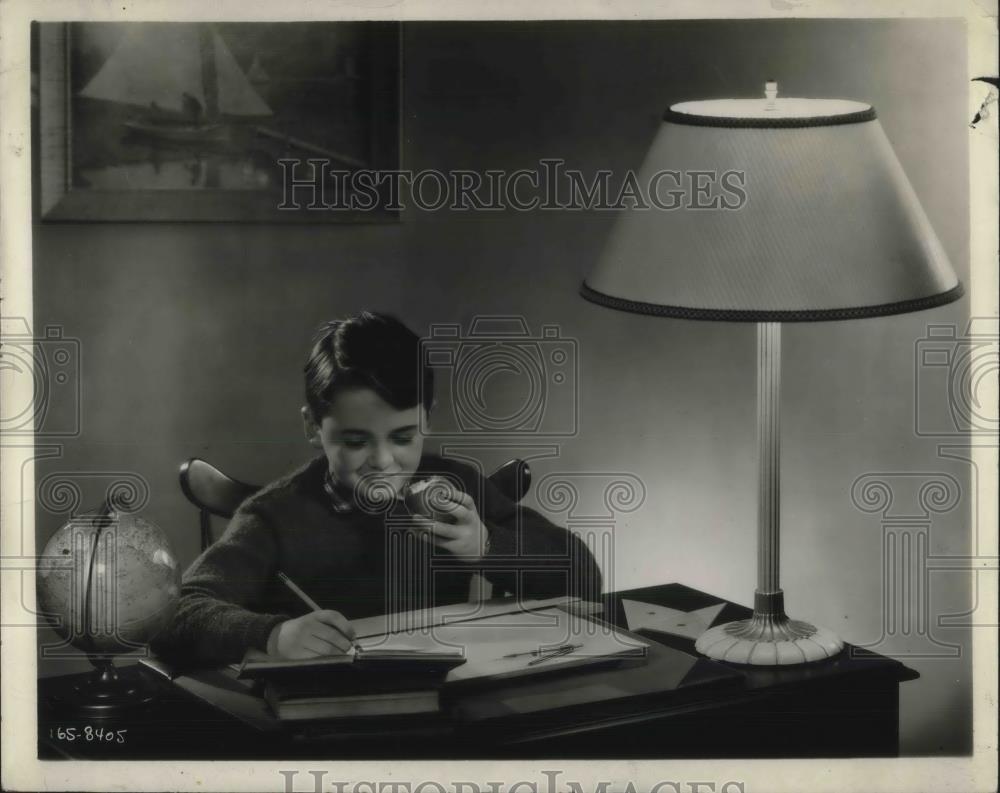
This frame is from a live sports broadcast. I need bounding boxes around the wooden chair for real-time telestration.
[179,459,261,552]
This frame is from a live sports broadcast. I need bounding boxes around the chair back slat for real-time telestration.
[488,459,531,503]
[179,458,260,521]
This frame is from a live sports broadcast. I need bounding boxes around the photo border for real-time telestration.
[2,1,996,791]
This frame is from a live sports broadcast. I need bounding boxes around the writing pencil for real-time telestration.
[276,570,359,652]
[276,570,323,611]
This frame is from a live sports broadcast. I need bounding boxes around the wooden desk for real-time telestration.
[38,583,917,759]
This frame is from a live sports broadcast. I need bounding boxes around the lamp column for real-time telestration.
[757,322,782,609]
[695,323,845,664]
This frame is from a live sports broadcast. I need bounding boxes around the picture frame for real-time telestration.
[34,22,401,222]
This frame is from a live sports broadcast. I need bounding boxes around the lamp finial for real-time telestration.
[764,80,778,110]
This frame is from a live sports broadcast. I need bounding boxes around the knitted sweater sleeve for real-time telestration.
[151,503,290,667]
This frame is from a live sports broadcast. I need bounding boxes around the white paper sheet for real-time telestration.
[621,599,726,640]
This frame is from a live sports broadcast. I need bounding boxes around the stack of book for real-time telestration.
[238,647,466,721]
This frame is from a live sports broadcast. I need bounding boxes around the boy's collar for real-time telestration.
[321,468,356,514]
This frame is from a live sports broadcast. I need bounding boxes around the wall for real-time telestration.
[32,19,971,754]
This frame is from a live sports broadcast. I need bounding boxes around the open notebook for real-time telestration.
[239,598,648,684]
[239,600,647,688]
[369,605,647,686]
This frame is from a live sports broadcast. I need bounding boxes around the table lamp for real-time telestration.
[581,82,962,665]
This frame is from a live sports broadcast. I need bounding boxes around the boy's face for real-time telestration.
[302,387,426,499]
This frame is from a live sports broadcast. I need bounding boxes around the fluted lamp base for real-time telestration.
[695,592,844,665]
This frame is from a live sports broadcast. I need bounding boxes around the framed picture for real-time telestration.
[34,22,401,222]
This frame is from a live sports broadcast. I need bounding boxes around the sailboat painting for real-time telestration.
[39,21,400,219]
[79,26,272,146]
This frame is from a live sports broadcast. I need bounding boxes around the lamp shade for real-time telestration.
[582,95,962,321]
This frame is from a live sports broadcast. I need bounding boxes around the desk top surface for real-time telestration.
[38,582,918,760]
[604,583,919,689]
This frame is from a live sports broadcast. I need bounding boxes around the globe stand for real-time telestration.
[54,657,157,716]
[45,499,166,716]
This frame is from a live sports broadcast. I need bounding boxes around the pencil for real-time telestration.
[277,570,360,653]
[276,570,323,611]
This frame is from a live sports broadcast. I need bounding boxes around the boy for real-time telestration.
[155,312,602,666]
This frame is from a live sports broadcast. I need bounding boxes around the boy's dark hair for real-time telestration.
[304,312,434,420]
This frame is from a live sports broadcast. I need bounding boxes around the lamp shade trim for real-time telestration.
[663,106,878,129]
[580,281,964,322]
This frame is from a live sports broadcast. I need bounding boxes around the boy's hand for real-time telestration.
[410,490,489,562]
[267,610,356,659]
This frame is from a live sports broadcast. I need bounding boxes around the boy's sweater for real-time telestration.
[153,454,602,666]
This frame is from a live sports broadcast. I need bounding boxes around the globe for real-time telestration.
[37,509,181,712]
[38,510,181,653]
